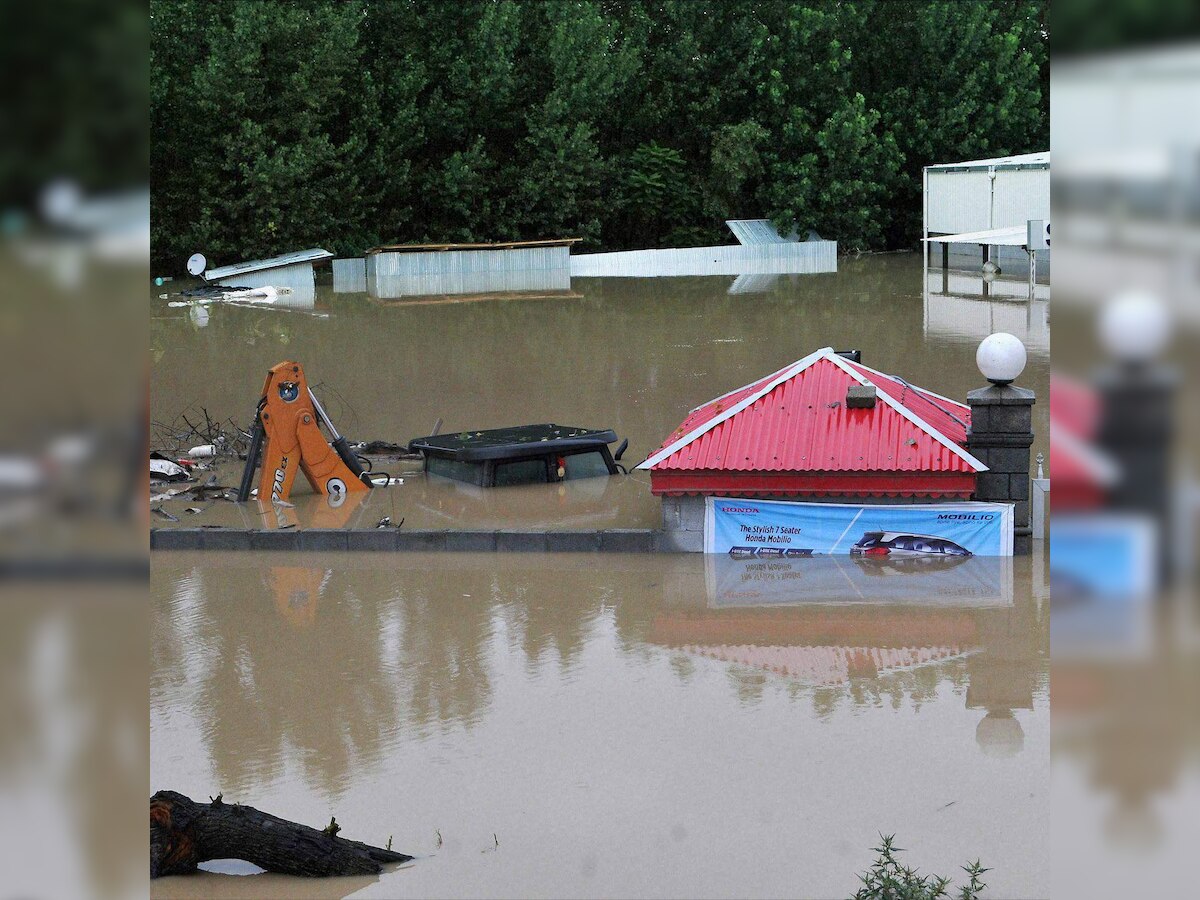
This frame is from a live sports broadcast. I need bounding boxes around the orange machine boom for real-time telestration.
[237,361,371,502]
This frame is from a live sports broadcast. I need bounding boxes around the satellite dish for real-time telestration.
[40,179,82,225]
[186,253,207,278]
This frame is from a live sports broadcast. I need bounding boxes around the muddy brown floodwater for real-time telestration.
[150,256,1049,897]
[150,255,1048,530]
[151,549,1049,899]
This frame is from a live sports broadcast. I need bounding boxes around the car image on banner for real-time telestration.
[705,498,1014,557]
[850,532,973,558]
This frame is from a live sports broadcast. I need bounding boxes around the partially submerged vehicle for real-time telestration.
[409,424,628,488]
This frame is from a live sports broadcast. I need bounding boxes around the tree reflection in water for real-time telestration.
[152,553,1048,805]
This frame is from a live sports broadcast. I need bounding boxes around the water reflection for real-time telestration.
[647,556,1043,756]
[924,267,1051,302]
[153,554,1047,803]
[152,553,1048,897]
[924,288,1050,353]
[705,555,1013,607]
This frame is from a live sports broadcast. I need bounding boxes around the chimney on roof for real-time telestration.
[846,385,877,408]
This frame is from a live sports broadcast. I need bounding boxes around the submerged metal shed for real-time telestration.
[924,152,1050,236]
[365,239,577,299]
[204,248,333,295]
[923,152,1050,277]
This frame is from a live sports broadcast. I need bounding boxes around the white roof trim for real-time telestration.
[825,353,988,473]
[1050,423,1121,486]
[637,347,834,470]
[688,359,796,414]
[925,151,1049,171]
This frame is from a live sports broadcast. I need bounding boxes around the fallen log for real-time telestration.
[150,790,412,879]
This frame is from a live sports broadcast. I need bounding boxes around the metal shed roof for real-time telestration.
[204,248,332,281]
[725,219,799,245]
[638,348,983,497]
[925,151,1049,172]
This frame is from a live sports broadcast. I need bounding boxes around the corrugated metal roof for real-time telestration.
[842,359,970,446]
[725,219,798,245]
[925,151,1049,171]
[639,348,982,476]
[204,248,332,281]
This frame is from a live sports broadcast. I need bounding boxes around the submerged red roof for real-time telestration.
[639,348,984,498]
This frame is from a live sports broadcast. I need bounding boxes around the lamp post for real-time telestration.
[968,333,1036,554]
[1095,292,1175,575]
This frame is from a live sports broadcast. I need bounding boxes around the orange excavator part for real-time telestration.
[251,361,370,502]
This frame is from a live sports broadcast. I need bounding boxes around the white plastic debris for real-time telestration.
[188,444,217,458]
[150,458,189,482]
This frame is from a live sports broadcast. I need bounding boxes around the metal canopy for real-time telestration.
[204,248,333,281]
[923,226,1030,247]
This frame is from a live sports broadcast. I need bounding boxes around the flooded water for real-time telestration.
[150,255,1049,529]
[150,256,1050,897]
[151,549,1049,898]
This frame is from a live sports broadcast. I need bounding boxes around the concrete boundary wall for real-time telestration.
[151,528,665,553]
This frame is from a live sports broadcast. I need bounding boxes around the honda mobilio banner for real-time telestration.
[705,498,1014,557]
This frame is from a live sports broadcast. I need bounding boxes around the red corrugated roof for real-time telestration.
[843,359,970,446]
[1049,373,1099,440]
[640,348,984,496]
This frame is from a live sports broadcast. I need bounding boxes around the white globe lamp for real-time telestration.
[1099,291,1170,363]
[976,333,1027,386]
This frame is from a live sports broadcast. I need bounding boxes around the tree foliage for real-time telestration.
[151,0,1047,269]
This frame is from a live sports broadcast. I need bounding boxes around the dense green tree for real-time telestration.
[150,0,1048,269]
[843,1,1048,246]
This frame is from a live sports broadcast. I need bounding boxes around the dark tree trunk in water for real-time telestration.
[150,791,412,879]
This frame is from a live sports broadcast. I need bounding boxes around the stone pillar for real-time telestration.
[1094,362,1175,575]
[967,383,1036,554]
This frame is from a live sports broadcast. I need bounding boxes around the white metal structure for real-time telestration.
[570,240,837,277]
[332,257,367,293]
[923,152,1050,237]
[366,245,571,298]
[923,151,1050,298]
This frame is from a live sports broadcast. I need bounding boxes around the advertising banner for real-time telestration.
[705,498,1014,557]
